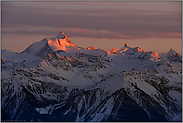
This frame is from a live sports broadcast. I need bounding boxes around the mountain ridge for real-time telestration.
[3,31,181,63]
[1,31,182,122]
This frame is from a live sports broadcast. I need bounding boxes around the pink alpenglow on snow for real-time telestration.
[87,46,95,50]
[48,31,77,52]
[2,31,182,63]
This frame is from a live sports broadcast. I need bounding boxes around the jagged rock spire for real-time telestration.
[124,43,131,48]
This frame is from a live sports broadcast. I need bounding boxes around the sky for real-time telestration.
[1,1,182,54]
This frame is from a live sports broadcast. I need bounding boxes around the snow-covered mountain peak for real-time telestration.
[149,51,161,62]
[107,44,147,57]
[160,48,182,63]
[136,47,146,53]
[48,36,77,52]
[55,31,65,39]
[54,31,76,47]
[87,46,95,50]
[109,48,119,54]
[21,32,78,57]
[167,48,179,56]
[124,43,131,48]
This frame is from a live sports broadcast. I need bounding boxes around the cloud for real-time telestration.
[2,25,126,39]
[2,24,181,40]
[2,1,182,39]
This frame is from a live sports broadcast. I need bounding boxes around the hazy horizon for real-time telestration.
[1,1,182,54]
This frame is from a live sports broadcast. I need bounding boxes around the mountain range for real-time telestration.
[1,32,182,121]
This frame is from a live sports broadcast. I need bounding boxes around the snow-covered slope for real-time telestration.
[1,32,182,122]
[160,49,182,63]
[22,32,78,57]
[20,32,106,57]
